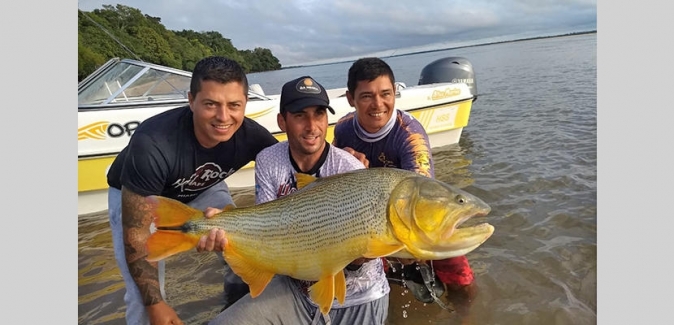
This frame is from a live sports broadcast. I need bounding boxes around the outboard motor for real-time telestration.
[418,57,478,101]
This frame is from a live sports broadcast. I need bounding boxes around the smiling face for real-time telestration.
[278,105,328,159]
[346,75,396,133]
[188,80,247,148]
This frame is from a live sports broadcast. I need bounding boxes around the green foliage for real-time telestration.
[173,29,247,68]
[78,34,107,81]
[78,4,282,81]
[240,47,282,72]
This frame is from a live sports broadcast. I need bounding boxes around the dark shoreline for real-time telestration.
[282,30,597,69]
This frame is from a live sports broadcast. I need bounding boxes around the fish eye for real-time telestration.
[455,195,466,204]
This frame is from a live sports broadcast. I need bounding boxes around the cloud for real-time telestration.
[77,0,596,66]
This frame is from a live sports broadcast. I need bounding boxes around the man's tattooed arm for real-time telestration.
[121,186,163,306]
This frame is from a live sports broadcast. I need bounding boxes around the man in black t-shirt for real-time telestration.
[106,56,278,325]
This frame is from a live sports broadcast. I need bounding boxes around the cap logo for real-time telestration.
[296,78,321,94]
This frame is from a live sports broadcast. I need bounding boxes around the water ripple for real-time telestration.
[78,34,597,325]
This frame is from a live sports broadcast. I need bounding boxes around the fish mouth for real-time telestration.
[403,223,494,260]
[440,222,494,250]
[413,206,494,259]
[392,218,495,261]
[440,207,491,242]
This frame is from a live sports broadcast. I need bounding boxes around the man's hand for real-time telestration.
[147,301,183,325]
[196,207,227,253]
[204,207,223,218]
[342,147,369,168]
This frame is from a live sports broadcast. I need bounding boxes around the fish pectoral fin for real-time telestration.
[147,195,202,227]
[146,230,200,262]
[334,269,346,306]
[363,238,405,258]
[295,173,318,189]
[223,243,275,298]
[309,274,336,315]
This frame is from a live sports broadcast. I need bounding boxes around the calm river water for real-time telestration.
[78,33,597,324]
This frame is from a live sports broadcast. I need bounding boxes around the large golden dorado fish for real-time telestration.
[145,167,494,315]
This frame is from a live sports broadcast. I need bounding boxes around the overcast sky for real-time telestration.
[77,0,596,67]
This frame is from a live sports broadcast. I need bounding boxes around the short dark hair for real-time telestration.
[190,56,249,97]
[347,57,396,94]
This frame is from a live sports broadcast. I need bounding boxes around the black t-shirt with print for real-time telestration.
[107,105,278,203]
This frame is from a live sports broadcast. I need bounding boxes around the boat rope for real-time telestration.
[78,8,143,62]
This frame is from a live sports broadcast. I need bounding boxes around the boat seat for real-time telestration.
[250,84,265,96]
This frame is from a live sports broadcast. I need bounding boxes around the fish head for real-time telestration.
[387,175,494,260]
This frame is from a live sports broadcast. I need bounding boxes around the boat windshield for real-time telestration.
[78,59,192,108]
[78,58,272,109]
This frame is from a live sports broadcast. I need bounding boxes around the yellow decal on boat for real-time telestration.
[78,121,109,140]
[429,88,461,101]
[79,121,141,140]
[411,100,473,133]
[246,106,275,119]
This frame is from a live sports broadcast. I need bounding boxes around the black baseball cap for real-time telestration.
[280,76,335,115]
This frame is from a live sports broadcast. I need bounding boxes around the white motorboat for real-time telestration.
[78,56,478,216]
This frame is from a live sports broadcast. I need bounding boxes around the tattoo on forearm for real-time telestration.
[121,187,163,306]
[128,259,163,305]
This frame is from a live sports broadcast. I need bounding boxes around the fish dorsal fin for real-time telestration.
[295,173,318,189]
[222,204,236,212]
[309,273,336,315]
[363,238,405,258]
[222,242,275,298]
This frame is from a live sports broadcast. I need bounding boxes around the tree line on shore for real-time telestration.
[78,4,281,81]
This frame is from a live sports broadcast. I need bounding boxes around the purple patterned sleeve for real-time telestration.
[397,114,435,178]
[254,147,280,205]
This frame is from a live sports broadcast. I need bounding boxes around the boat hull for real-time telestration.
[77,98,473,216]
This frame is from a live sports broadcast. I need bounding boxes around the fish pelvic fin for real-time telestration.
[222,204,236,212]
[295,173,318,189]
[309,274,336,315]
[146,195,202,227]
[363,238,405,258]
[334,269,346,306]
[146,230,201,262]
[223,242,274,298]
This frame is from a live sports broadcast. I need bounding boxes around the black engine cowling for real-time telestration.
[418,57,477,101]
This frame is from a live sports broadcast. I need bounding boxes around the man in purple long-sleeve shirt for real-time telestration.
[333,57,475,304]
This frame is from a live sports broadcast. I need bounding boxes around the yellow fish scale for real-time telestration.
[188,169,406,280]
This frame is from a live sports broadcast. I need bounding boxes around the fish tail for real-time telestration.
[146,230,201,262]
[146,195,202,227]
[145,195,203,262]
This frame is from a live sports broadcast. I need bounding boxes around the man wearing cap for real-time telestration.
[205,76,390,325]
